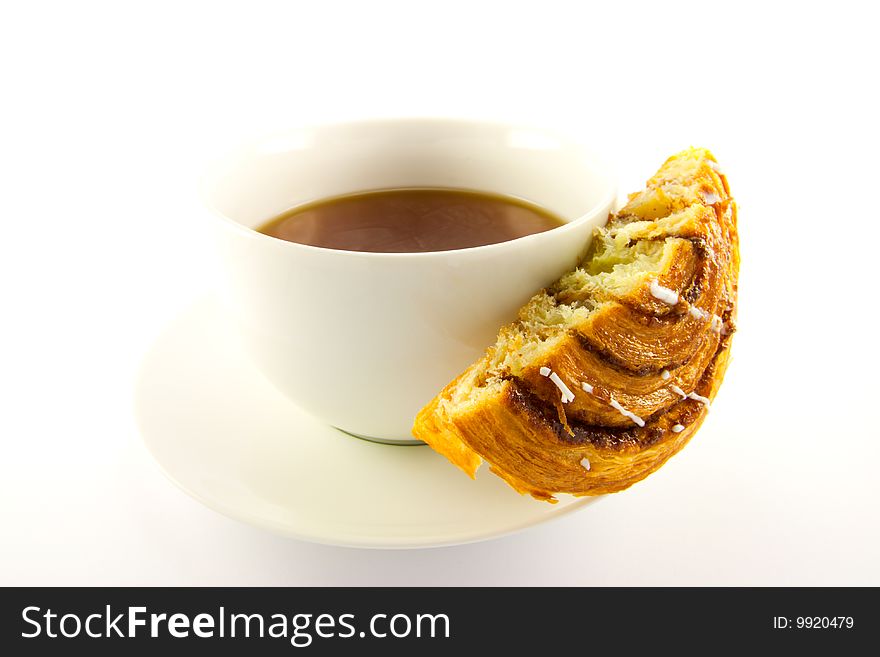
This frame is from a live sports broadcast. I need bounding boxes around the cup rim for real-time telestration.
[200,117,617,260]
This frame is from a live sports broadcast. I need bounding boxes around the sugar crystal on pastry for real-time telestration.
[686,392,711,408]
[649,279,680,305]
[547,371,575,403]
[688,305,709,320]
[670,385,688,399]
[608,397,645,427]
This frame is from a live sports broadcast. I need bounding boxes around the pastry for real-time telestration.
[412,148,738,501]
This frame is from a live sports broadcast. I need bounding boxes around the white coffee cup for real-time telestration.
[203,118,615,444]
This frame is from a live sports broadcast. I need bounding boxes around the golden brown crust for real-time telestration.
[413,148,739,501]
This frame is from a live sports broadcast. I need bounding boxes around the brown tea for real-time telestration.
[256,188,565,253]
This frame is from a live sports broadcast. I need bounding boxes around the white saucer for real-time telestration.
[135,298,599,548]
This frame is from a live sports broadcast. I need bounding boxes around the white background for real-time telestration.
[1,0,878,585]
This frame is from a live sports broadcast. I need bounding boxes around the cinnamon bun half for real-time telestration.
[413,148,738,501]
